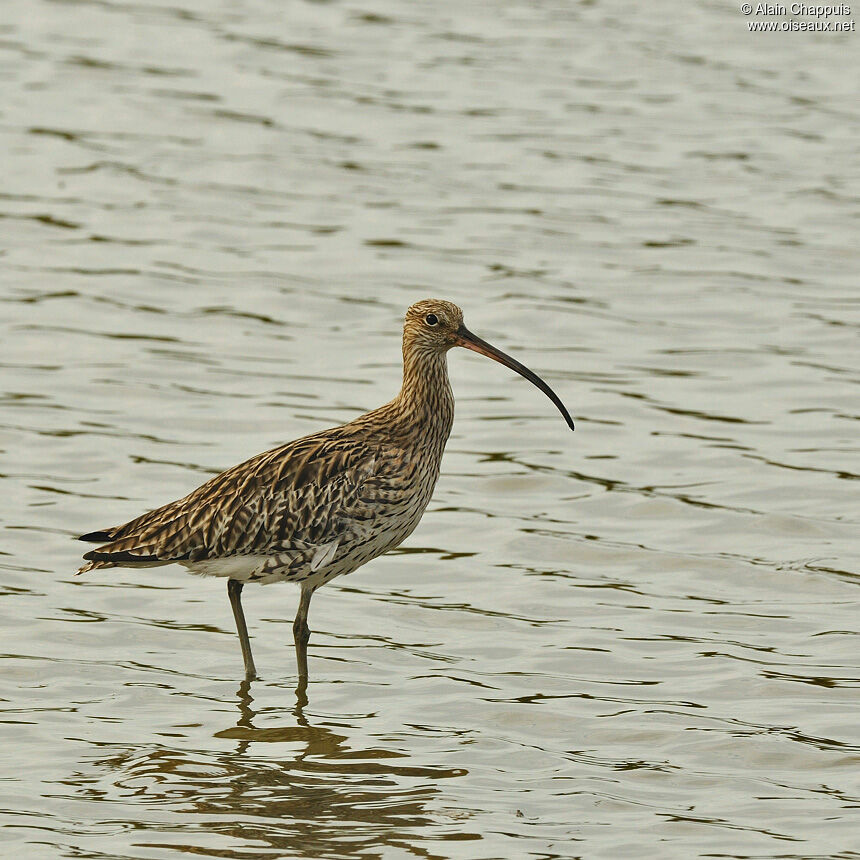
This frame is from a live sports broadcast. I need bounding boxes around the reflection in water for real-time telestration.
[63,682,473,859]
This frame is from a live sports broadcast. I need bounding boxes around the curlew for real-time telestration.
[78,300,574,680]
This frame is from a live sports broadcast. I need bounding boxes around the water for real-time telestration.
[2,0,858,857]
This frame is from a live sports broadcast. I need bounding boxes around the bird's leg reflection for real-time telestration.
[234,676,307,730]
[233,679,257,755]
[220,679,346,763]
[233,673,307,743]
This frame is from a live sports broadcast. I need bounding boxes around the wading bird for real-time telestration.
[78,300,574,680]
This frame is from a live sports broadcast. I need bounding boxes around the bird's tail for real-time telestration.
[77,559,117,574]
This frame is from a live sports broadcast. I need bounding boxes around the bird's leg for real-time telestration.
[294,674,309,711]
[293,583,315,678]
[227,579,257,680]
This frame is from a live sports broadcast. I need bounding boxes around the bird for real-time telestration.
[77,299,574,680]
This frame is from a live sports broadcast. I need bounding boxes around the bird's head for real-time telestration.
[403,299,465,352]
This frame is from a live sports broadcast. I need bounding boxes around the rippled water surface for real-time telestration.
[2,1,858,858]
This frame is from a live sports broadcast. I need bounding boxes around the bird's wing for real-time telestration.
[79,432,385,568]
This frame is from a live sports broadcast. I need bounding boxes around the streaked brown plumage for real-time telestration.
[78,299,574,680]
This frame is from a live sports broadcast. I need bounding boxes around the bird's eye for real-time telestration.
[425,313,439,326]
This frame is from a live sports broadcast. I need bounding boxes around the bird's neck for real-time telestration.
[392,344,454,446]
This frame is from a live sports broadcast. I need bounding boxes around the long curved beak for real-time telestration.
[454,325,575,431]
